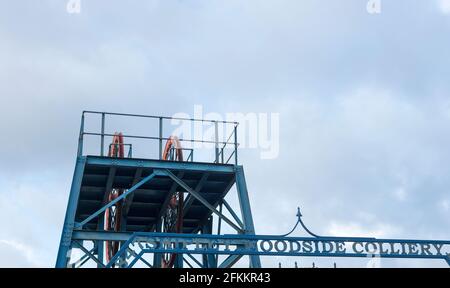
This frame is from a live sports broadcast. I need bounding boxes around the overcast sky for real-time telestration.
[0,0,450,267]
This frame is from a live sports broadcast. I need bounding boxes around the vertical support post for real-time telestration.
[235,166,261,268]
[217,202,223,235]
[96,218,105,268]
[175,246,184,268]
[100,113,105,156]
[215,203,223,265]
[234,125,238,165]
[215,121,219,163]
[153,219,162,268]
[201,217,217,268]
[56,157,86,268]
[159,117,163,160]
[77,113,85,157]
[119,215,128,268]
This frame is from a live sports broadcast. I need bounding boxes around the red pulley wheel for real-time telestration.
[161,136,184,268]
[104,133,125,265]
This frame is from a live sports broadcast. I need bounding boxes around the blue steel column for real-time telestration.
[100,112,105,156]
[56,157,86,268]
[153,220,162,268]
[202,217,217,268]
[234,165,261,268]
[159,117,163,160]
[94,216,104,268]
[234,125,238,165]
[97,113,105,267]
[214,121,219,163]
[175,246,184,268]
[119,214,128,268]
[77,112,85,157]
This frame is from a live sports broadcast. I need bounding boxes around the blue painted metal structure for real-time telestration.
[56,111,260,268]
[56,112,450,268]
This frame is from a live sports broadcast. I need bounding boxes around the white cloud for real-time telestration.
[439,199,450,211]
[393,187,407,202]
[0,173,67,267]
[438,0,450,14]
[0,239,39,267]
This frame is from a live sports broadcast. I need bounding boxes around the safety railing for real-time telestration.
[77,111,239,165]
[108,143,133,158]
[168,147,194,162]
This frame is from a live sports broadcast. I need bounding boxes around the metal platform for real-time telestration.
[76,156,236,234]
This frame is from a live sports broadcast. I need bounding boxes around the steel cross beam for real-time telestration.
[192,175,237,234]
[69,246,96,268]
[85,156,236,174]
[122,168,143,217]
[126,251,145,268]
[72,230,133,241]
[127,248,153,268]
[183,257,194,268]
[157,171,185,220]
[75,171,158,228]
[219,254,244,268]
[186,253,204,268]
[182,172,210,216]
[222,199,244,229]
[72,241,105,268]
[161,169,244,233]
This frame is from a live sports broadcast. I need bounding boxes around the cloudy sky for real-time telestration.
[0,0,450,267]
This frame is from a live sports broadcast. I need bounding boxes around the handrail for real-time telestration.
[83,132,236,146]
[215,124,239,165]
[82,110,239,125]
[77,111,239,165]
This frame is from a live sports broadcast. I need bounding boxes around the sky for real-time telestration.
[0,0,450,267]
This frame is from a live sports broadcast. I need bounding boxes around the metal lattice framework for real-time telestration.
[56,111,450,268]
[56,111,261,268]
